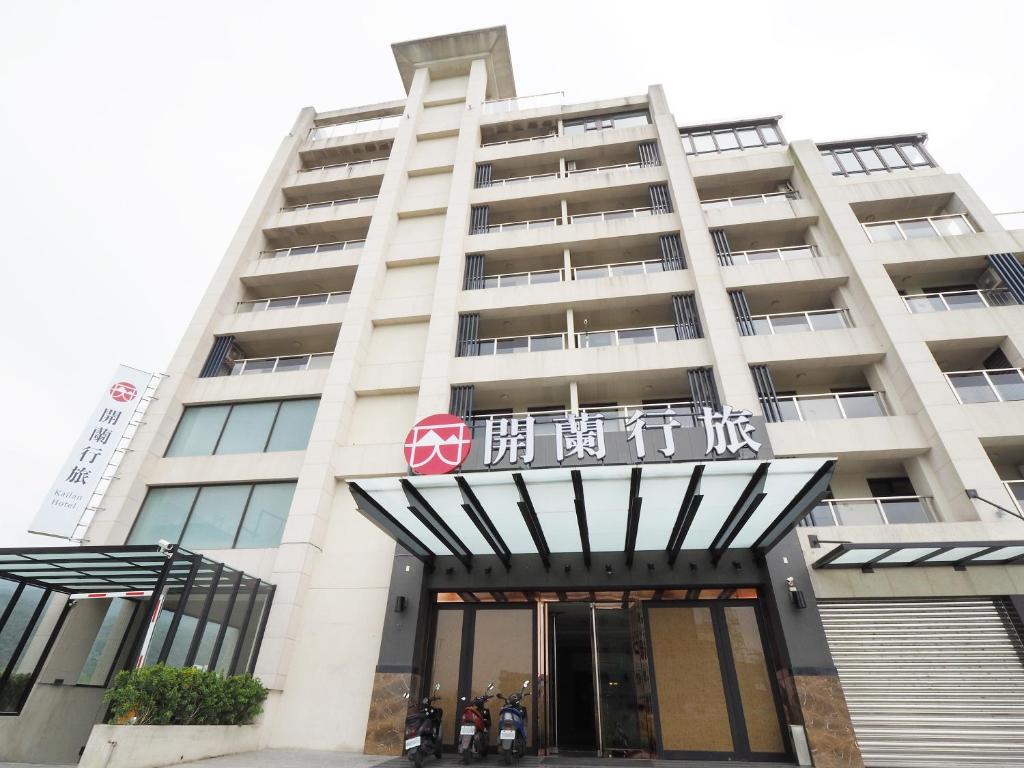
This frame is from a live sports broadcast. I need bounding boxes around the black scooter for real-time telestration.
[404,682,444,768]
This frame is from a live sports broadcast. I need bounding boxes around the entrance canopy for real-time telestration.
[813,540,1024,570]
[350,459,834,569]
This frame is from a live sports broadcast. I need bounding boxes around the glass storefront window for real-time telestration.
[180,485,250,550]
[235,483,296,548]
[127,487,198,545]
[166,399,319,457]
[165,405,231,457]
[216,401,279,454]
[266,399,319,451]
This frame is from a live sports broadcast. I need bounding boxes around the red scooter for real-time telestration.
[458,682,495,764]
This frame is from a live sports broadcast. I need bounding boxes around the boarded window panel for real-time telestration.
[430,609,465,745]
[648,605,733,753]
[724,606,785,754]
[470,609,535,745]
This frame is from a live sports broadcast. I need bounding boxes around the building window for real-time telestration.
[563,111,650,135]
[127,482,296,550]
[680,121,782,155]
[165,398,319,457]
[819,140,933,176]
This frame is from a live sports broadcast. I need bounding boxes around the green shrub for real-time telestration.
[103,664,267,726]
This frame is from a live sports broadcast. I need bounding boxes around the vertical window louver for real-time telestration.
[638,141,661,167]
[455,314,480,357]
[659,234,686,270]
[469,206,489,234]
[688,368,721,411]
[200,335,236,378]
[449,385,475,420]
[463,254,485,290]
[649,184,673,214]
[672,294,703,340]
[711,229,733,266]
[750,364,783,423]
[474,164,493,188]
[729,290,755,336]
[987,253,1024,303]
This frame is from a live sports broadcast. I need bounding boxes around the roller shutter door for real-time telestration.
[820,599,1024,768]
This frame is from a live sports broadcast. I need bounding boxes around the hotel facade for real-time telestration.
[3,26,1024,768]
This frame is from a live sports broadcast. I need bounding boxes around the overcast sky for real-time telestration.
[1,1,1021,547]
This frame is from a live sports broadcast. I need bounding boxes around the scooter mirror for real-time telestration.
[433,682,441,691]
[460,696,467,701]
[523,681,530,689]
[486,682,495,692]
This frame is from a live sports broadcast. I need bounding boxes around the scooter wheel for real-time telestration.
[412,752,424,768]
[461,750,471,765]
[435,748,443,760]
[502,750,512,766]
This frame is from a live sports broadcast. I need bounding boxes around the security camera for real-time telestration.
[157,539,173,555]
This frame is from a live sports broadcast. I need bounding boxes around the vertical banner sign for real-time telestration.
[30,365,153,539]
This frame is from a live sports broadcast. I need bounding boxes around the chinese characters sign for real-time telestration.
[459,406,769,472]
[30,365,153,538]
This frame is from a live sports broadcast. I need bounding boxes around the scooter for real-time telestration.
[458,682,495,764]
[404,682,444,768]
[497,680,531,765]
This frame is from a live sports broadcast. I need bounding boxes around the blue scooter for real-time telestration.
[496,680,530,765]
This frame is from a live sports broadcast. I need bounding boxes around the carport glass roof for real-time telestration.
[813,541,1024,569]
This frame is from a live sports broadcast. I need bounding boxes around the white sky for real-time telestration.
[1,0,1021,547]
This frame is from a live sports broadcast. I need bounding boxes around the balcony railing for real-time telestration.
[776,390,888,421]
[902,288,1017,313]
[485,172,559,188]
[472,333,567,355]
[260,239,365,259]
[298,157,387,174]
[574,259,666,280]
[577,325,679,348]
[482,91,564,115]
[236,292,350,313]
[945,367,1024,404]
[569,206,661,225]
[477,218,560,234]
[801,496,936,527]
[308,115,402,141]
[282,195,377,212]
[468,402,699,438]
[566,161,646,177]
[862,213,975,243]
[995,211,1024,230]
[727,245,818,265]
[227,353,333,376]
[748,308,852,335]
[481,132,558,148]
[482,269,563,289]
[701,191,797,210]
[1005,480,1024,515]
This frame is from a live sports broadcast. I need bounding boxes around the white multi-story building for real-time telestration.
[3,26,1024,768]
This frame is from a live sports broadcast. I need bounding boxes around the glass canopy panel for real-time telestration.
[633,467,700,551]
[973,546,1024,561]
[925,546,987,562]
[874,547,940,564]
[520,473,581,552]
[729,461,823,548]
[356,484,449,554]
[677,465,757,549]
[579,467,632,552]
[829,548,891,565]
[410,480,495,554]
[458,474,539,554]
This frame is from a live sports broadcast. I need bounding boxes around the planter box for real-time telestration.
[80,724,262,768]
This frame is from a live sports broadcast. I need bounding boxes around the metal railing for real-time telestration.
[260,239,365,259]
[701,191,797,210]
[308,115,402,141]
[573,259,665,280]
[995,211,1024,230]
[902,288,1017,313]
[565,161,646,177]
[227,353,333,376]
[862,213,976,242]
[472,333,567,355]
[776,390,888,421]
[481,132,558,148]
[298,157,387,174]
[577,325,679,347]
[485,172,559,187]
[569,206,661,225]
[482,91,565,115]
[944,367,1024,404]
[747,308,852,335]
[282,195,377,212]
[1005,480,1024,515]
[236,292,350,312]
[467,402,700,438]
[477,218,560,234]
[481,268,563,289]
[727,244,818,265]
[802,496,936,527]
[482,162,649,188]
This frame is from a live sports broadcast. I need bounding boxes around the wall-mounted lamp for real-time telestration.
[786,577,806,609]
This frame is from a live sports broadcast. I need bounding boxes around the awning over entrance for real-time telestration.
[349,458,835,569]
[813,540,1024,569]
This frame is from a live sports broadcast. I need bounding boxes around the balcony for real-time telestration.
[945,367,1024,404]
[680,118,784,156]
[236,291,350,313]
[480,267,564,289]
[228,353,333,376]
[260,239,365,260]
[569,206,660,225]
[473,332,567,356]
[563,110,651,137]
[477,217,560,234]
[863,213,975,243]
[297,156,388,175]
[729,244,819,265]
[282,195,377,212]
[308,115,402,142]
[818,136,934,177]
[748,308,852,335]
[903,288,1017,313]
[701,191,797,211]
[802,495,936,526]
[574,258,666,280]
[776,390,888,422]
[577,325,679,348]
[1006,480,1024,514]
[482,91,564,116]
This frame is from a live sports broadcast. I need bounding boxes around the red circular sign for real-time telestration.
[109,381,139,403]
[404,414,472,475]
